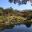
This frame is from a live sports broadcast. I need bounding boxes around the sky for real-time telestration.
[0,0,32,10]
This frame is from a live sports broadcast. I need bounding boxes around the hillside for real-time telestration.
[0,7,32,26]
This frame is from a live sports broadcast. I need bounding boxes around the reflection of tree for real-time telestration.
[25,23,31,28]
[6,24,14,29]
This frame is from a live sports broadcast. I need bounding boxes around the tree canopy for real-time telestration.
[9,0,32,6]
[0,7,3,13]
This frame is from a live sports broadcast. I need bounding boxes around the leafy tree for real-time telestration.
[0,7,4,16]
[9,0,32,6]
[0,7,3,13]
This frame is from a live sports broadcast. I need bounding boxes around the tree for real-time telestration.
[0,7,4,16]
[3,7,13,13]
[9,0,32,6]
[0,7,3,13]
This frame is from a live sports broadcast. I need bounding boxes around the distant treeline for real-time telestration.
[0,7,32,17]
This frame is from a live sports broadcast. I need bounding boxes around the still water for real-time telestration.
[1,24,32,32]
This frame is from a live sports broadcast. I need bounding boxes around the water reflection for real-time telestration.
[0,24,32,32]
[5,24,15,29]
[25,23,31,28]
[0,24,15,32]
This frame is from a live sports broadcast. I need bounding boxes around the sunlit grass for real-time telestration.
[0,16,3,19]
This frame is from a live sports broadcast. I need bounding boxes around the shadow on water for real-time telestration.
[25,23,31,28]
[5,24,15,29]
[0,24,15,32]
[24,20,31,28]
[0,22,32,32]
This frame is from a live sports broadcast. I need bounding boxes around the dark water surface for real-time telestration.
[1,24,32,32]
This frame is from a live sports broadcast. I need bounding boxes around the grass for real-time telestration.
[0,15,32,28]
[0,16,3,20]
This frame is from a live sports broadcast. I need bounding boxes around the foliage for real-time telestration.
[9,0,32,6]
[0,7,3,13]
[0,7,32,30]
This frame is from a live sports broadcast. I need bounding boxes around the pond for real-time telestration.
[0,24,32,32]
